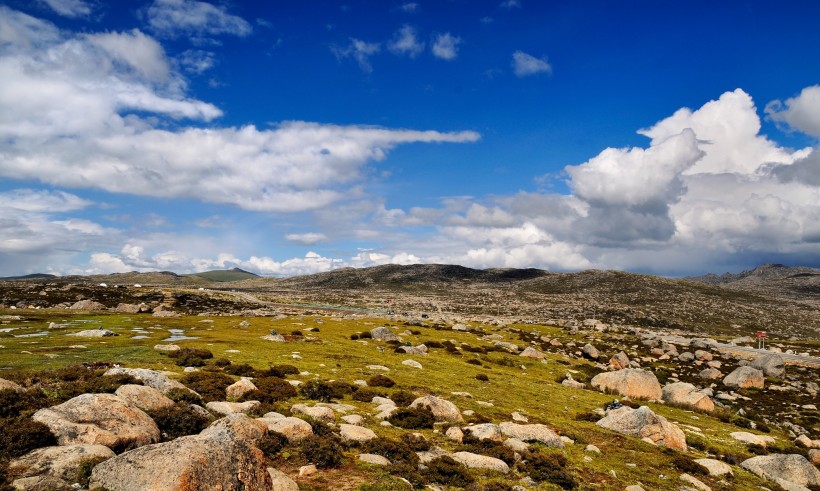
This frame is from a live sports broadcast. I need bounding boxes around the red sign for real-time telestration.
[755,331,767,339]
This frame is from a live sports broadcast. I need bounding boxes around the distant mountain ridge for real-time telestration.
[187,268,259,282]
[0,273,57,281]
[686,263,820,303]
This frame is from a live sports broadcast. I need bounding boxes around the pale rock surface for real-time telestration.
[226,379,257,399]
[32,393,159,450]
[9,444,115,491]
[402,359,423,369]
[104,368,188,394]
[451,452,510,473]
[114,385,175,412]
[445,426,464,442]
[358,453,391,466]
[341,414,365,425]
[661,382,715,412]
[680,473,711,491]
[292,403,335,422]
[740,454,820,487]
[730,431,776,447]
[694,458,733,477]
[590,368,662,400]
[68,329,117,337]
[0,377,23,392]
[609,351,630,369]
[723,366,765,389]
[258,416,313,442]
[267,468,299,491]
[465,423,503,441]
[70,300,106,310]
[410,395,464,422]
[339,424,377,443]
[519,346,545,359]
[698,368,723,380]
[369,326,400,342]
[498,422,563,447]
[596,405,686,451]
[206,400,260,416]
[751,353,786,378]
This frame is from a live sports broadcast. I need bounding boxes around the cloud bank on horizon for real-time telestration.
[1,1,819,277]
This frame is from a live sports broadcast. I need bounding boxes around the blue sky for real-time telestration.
[1,0,820,277]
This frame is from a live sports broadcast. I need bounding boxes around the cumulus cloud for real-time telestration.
[400,3,419,13]
[765,85,820,138]
[389,25,424,58]
[331,38,380,73]
[431,33,460,60]
[0,8,478,213]
[144,0,252,39]
[178,49,216,74]
[512,50,551,76]
[39,0,94,18]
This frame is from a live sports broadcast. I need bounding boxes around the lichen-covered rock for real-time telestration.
[609,351,630,369]
[206,401,260,416]
[32,393,160,450]
[69,300,106,310]
[698,368,723,380]
[225,379,257,399]
[339,424,377,443]
[582,343,600,360]
[358,454,391,466]
[115,385,175,412]
[104,368,188,394]
[519,347,545,359]
[694,458,733,477]
[9,444,115,491]
[89,414,271,491]
[751,353,786,378]
[0,377,23,392]
[730,431,776,447]
[267,468,299,491]
[590,368,662,400]
[464,423,503,441]
[68,329,117,337]
[661,382,715,412]
[723,366,765,389]
[291,403,335,422]
[369,326,400,342]
[740,454,820,487]
[498,422,563,447]
[258,416,313,442]
[451,452,509,473]
[596,405,686,451]
[410,395,464,422]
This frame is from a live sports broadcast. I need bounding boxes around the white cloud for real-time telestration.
[512,50,551,76]
[285,232,328,245]
[389,25,424,58]
[178,49,216,74]
[0,8,478,213]
[331,38,380,73]
[500,0,521,8]
[145,0,252,39]
[431,33,461,61]
[765,85,820,138]
[400,3,419,13]
[39,0,94,18]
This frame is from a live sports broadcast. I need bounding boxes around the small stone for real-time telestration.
[358,453,391,466]
[298,464,317,477]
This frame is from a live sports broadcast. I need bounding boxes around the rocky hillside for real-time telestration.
[686,264,820,304]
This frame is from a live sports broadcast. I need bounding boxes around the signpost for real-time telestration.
[756,330,767,350]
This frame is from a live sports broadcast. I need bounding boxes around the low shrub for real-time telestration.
[574,411,600,423]
[168,347,214,367]
[475,373,489,382]
[0,388,50,418]
[290,330,303,337]
[165,387,202,405]
[328,381,355,399]
[466,482,514,491]
[367,374,396,388]
[746,443,769,455]
[359,331,373,339]
[258,431,288,457]
[423,456,475,487]
[388,407,435,429]
[352,387,384,403]
[363,437,420,466]
[223,363,255,376]
[70,456,109,488]
[308,419,336,438]
[424,340,443,348]
[243,377,297,404]
[732,417,753,429]
[300,380,336,402]
[459,439,516,465]
[180,371,234,403]
[390,390,416,407]
[211,358,232,367]
[300,434,344,468]
[517,452,577,489]
[400,432,430,452]
[350,334,360,340]
[260,365,300,378]
[466,359,482,366]
[0,418,57,460]
[146,403,211,441]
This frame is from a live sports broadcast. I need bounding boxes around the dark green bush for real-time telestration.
[243,377,296,404]
[517,452,577,489]
[165,387,202,405]
[211,358,232,367]
[147,403,211,441]
[423,456,474,487]
[424,340,443,348]
[223,363,255,376]
[574,411,600,422]
[180,371,234,403]
[466,359,482,366]
[261,365,299,378]
[390,390,416,407]
[671,455,708,475]
[459,439,516,465]
[300,380,336,402]
[467,482,514,491]
[363,437,419,466]
[290,330,303,336]
[168,347,214,367]
[258,431,288,457]
[350,334,360,340]
[400,432,430,452]
[300,434,344,468]
[747,443,769,455]
[0,388,50,418]
[352,387,384,402]
[732,417,753,429]
[0,418,57,460]
[367,374,396,388]
[388,407,435,429]
[359,331,373,339]
[308,420,336,438]
[475,373,489,381]
[327,381,354,399]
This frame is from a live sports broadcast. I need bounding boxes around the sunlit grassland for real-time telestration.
[0,309,784,490]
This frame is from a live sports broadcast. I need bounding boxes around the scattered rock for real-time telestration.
[104,368,188,394]
[498,422,563,447]
[32,393,160,450]
[678,352,695,363]
[751,353,786,378]
[694,458,733,477]
[596,405,686,451]
[698,368,723,380]
[342,414,364,425]
[402,359,423,369]
[694,350,713,361]
[582,343,600,360]
[609,351,630,369]
[358,453,391,466]
[465,423,503,441]
[519,347,545,359]
[299,464,317,477]
[340,424,377,443]
[661,382,715,412]
[397,344,428,355]
[680,473,711,491]
[292,403,335,422]
[730,431,776,447]
[451,452,510,473]
[590,368,662,400]
[69,300,106,310]
[723,366,765,389]
[9,444,115,491]
[114,385,175,412]
[153,344,180,351]
[0,377,23,392]
[206,401,260,416]
[258,416,313,442]
[445,426,463,442]
[261,334,286,342]
[67,329,117,337]
[410,395,464,422]
[740,454,820,488]
[226,379,257,399]
[369,326,400,342]
[267,468,299,491]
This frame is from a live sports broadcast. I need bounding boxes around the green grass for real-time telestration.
[0,309,796,490]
